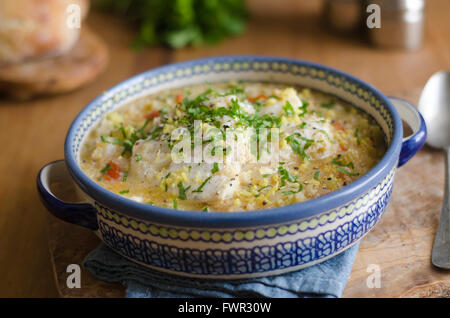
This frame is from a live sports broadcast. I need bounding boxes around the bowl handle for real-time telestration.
[389,97,427,167]
[37,160,98,230]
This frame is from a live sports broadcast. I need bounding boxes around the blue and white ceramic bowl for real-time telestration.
[37,56,426,279]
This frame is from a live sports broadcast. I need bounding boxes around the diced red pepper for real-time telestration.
[339,143,348,151]
[145,110,160,120]
[176,93,184,103]
[332,121,345,131]
[106,161,120,179]
[248,93,268,102]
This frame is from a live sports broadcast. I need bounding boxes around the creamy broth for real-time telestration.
[80,82,386,212]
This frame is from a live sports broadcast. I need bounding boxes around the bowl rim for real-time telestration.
[64,55,402,228]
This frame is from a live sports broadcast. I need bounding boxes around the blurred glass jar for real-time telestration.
[365,0,426,50]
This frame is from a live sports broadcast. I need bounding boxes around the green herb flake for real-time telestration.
[282,183,303,195]
[283,101,295,116]
[337,167,360,176]
[122,171,128,182]
[135,154,142,162]
[177,182,191,200]
[314,170,320,180]
[119,189,129,194]
[285,133,314,160]
[355,128,361,145]
[173,197,178,209]
[331,155,354,169]
[211,162,219,174]
[100,135,109,143]
[321,100,336,109]
[258,185,271,192]
[298,100,309,117]
[278,166,298,187]
[98,163,111,181]
[254,185,272,197]
[192,176,212,193]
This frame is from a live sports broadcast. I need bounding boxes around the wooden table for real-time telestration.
[1,0,449,297]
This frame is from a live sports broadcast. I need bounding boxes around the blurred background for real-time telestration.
[0,0,448,297]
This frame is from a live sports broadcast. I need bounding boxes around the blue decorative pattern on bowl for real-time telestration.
[37,56,426,278]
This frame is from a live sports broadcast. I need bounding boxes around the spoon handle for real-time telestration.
[431,146,450,269]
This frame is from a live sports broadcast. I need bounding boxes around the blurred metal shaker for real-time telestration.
[366,0,426,50]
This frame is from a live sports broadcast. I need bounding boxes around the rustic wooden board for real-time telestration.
[46,88,450,298]
[47,213,124,298]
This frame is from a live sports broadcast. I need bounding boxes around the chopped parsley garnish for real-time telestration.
[258,185,271,192]
[172,197,178,209]
[316,128,337,144]
[211,162,219,174]
[321,100,336,109]
[98,163,111,181]
[119,124,127,138]
[192,176,212,193]
[100,135,109,143]
[163,172,171,192]
[331,155,354,169]
[149,126,163,140]
[314,170,320,180]
[177,182,191,200]
[278,166,297,186]
[355,128,361,145]
[135,154,142,162]
[179,90,281,131]
[336,167,360,176]
[122,171,128,182]
[283,101,295,116]
[278,165,303,195]
[100,119,152,156]
[310,110,323,118]
[146,201,154,205]
[298,100,309,117]
[285,133,314,160]
[202,206,209,212]
[255,185,272,197]
[331,155,359,176]
[100,119,155,156]
[299,122,307,129]
[119,189,129,194]
[282,183,303,195]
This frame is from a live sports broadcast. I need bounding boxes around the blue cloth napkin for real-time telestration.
[83,242,359,298]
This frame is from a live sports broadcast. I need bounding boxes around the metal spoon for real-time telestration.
[418,71,450,269]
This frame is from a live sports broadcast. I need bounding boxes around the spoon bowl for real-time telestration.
[418,71,450,149]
